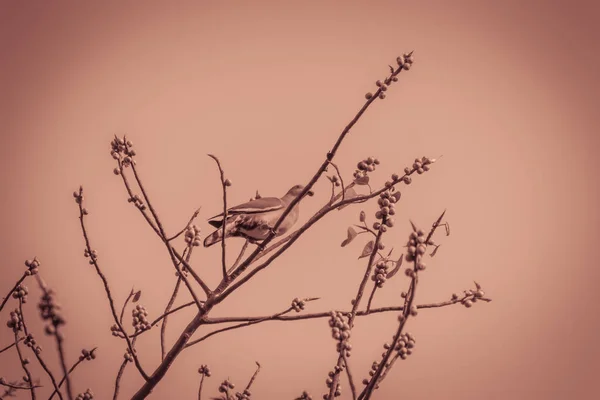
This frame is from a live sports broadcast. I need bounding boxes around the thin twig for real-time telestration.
[18,298,64,400]
[161,246,193,360]
[167,208,202,242]
[185,298,319,349]
[342,353,357,400]
[228,240,249,274]
[0,381,41,391]
[208,154,229,279]
[13,331,35,400]
[365,284,378,313]
[113,336,138,400]
[0,272,27,313]
[119,288,136,325]
[49,348,97,400]
[75,188,149,381]
[244,362,261,392]
[0,337,23,355]
[171,248,212,298]
[328,161,346,203]
[197,374,205,400]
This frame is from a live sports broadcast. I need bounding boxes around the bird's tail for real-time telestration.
[204,218,237,247]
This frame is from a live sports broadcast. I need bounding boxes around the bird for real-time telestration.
[203,184,314,247]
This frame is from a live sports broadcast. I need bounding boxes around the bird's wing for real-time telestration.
[207,197,284,221]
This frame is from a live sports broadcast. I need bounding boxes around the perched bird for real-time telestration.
[203,184,314,247]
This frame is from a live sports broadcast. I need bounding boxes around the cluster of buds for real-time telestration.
[371,261,389,288]
[110,324,122,337]
[374,190,400,233]
[397,52,415,70]
[24,258,40,276]
[234,389,252,400]
[75,389,94,400]
[329,311,351,342]
[381,332,416,361]
[328,311,352,359]
[6,309,22,332]
[127,194,147,211]
[72,189,84,204]
[83,248,98,265]
[323,365,342,400]
[39,289,65,334]
[353,156,380,182]
[405,227,434,274]
[198,364,211,377]
[132,304,151,332]
[24,334,41,354]
[218,379,235,393]
[12,284,29,303]
[291,298,306,313]
[79,348,97,362]
[454,283,486,308]
[110,136,136,168]
[404,156,435,177]
[363,53,414,101]
[184,225,202,247]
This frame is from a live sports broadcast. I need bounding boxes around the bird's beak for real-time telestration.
[307,190,314,196]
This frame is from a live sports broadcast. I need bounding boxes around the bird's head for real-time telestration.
[286,184,314,198]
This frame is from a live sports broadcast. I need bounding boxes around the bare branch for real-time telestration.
[74,188,149,381]
[208,154,230,279]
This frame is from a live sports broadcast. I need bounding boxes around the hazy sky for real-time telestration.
[1,1,599,399]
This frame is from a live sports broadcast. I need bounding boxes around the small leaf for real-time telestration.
[326,175,334,183]
[386,254,404,278]
[387,247,394,257]
[358,240,375,259]
[430,245,440,257]
[445,222,451,236]
[341,227,358,247]
[474,281,481,290]
[338,187,358,210]
[392,191,401,202]
[132,290,142,303]
[355,176,370,185]
[389,65,394,73]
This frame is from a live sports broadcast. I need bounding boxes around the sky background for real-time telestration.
[1,0,599,399]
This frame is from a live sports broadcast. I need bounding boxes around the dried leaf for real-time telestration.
[359,240,375,259]
[474,281,481,290]
[355,176,370,185]
[326,175,334,183]
[132,290,142,303]
[341,227,358,247]
[386,254,404,278]
[430,245,440,257]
